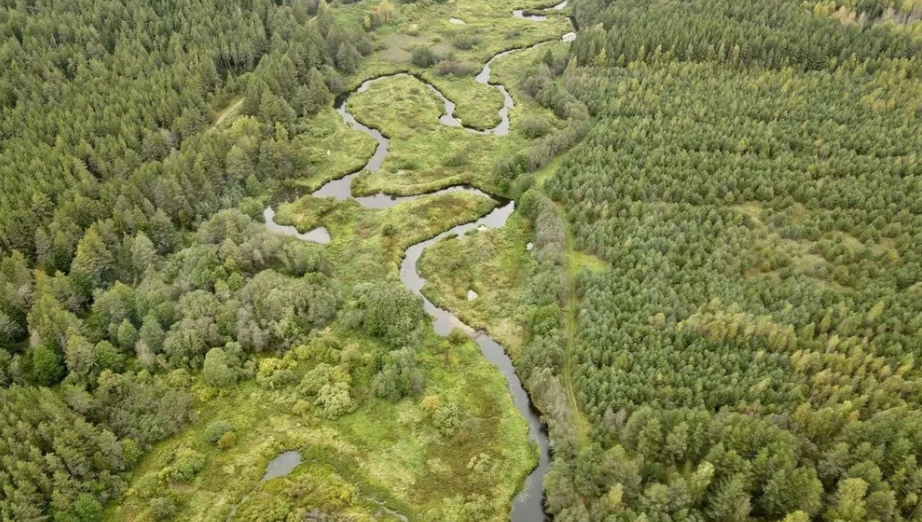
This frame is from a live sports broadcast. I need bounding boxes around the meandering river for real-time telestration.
[260,5,573,520]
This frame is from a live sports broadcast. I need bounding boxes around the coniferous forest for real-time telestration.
[2,0,922,519]
[529,0,922,520]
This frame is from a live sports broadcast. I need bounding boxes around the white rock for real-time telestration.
[526,242,534,251]
[449,17,466,24]
[467,289,479,301]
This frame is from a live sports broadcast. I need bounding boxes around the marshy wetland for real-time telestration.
[107,0,577,520]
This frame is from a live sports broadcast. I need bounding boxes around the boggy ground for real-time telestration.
[105,187,534,522]
[105,329,534,522]
[107,3,574,522]
[285,107,378,192]
[337,0,571,129]
[414,42,597,358]
[347,74,521,196]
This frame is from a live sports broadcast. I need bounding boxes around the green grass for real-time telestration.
[344,74,526,197]
[105,332,535,522]
[427,74,504,130]
[274,189,497,283]
[356,0,570,68]
[490,39,570,130]
[286,107,378,192]
[339,0,571,129]
[572,250,607,272]
[417,213,536,359]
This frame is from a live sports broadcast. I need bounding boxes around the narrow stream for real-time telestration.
[261,5,575,520]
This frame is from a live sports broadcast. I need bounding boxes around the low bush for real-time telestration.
[434,60,480,77]
[203,420,234,445]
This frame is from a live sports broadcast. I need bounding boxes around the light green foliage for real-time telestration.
[256,357,297,389]
[372,347,423,401]
[298,362,350,396]
[64,493,104,522]
[782,512,809,522]
[202,348,239,388]
[314,381,356,419]
[164,448,206,482]
[94,340,124,374]
[32,343,65,386]
[359,283,424,347]
[297,362,355,419]
[148,497,177,521]
[708,475,751,522]
[431,401,462,436]
[139,314,165,354]
[116,320,138,351]
[203,420,235,445]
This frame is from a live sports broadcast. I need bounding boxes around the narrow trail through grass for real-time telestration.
[537,158,591,446]
[211,97,244,130]
[562,218,591,447]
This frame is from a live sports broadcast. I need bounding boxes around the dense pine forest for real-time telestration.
[523,0,922,520]
[3,0,922,518]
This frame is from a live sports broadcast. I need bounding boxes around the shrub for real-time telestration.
[314,382,355,419]
[372,348,423,401]
[150,497,177,521]
[135,474,163,500]
[420,394,442,415]
[167,448,205,482]
[238,197,263,220]
[203,348,237,388]
[434,60,479,77]
[217,432,237,450]
[520,115,553,139]
[452,34,480,50]
[411,46,438,67]
[448,329,469,346]
[256,358,297,389]
[466,452,495,474]
[292,399,312,416]
[359,283,424,347]
[299,362,350,396]
[203,420,234,445]
[432,402,462,436]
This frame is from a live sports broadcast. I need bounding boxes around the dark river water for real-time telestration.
[260,6,575,519]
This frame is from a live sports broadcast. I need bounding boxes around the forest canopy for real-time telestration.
[4,0,922,518]
[0,0,373,517]
[528,0,922,519]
